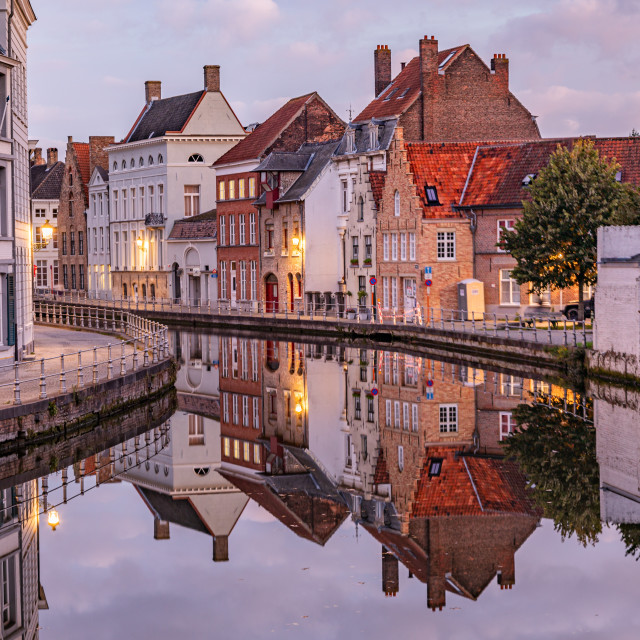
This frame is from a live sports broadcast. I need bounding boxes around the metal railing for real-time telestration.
[35,293,591,346]
[0,303,170,408]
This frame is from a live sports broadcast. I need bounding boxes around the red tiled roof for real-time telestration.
[460,137,640,208]
[406,142,481,218]
[369,170,386,207]
[373,449,390,485]
[411,448,537,518]
[353,47,465,123]
[72,142,91,186]
[168,218,217,240]
[214,93,316,166]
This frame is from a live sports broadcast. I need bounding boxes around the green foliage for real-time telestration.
[618,523,640,561]
[501,140,640,301]
[501,395,600,546]
[47,401,58,417]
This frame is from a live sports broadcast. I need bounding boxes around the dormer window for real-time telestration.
[522,173,536,187]
[615,170,622,182]
[425,185,440,205]
[383,88,398,101]
[368,122,379,151]
[397,88,410,99]
[428,458,443,477]
[188,153,204,163]
[345,128,356,154]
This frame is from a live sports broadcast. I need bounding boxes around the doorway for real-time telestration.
[265,274,278,313]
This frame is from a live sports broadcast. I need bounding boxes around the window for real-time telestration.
[398,445,404,471]
[1,555,18,633]
[113,161,117,172]
[223,437,230,457]
[409,233,416,261]
[500,269,521,305]
[78,231,84,255]
[357,196,364,221]
[223,393,229,422]
[52,228,58,249]
[239,179,245,199]
[219,216,226,245]
[232,394,239,424]
[53,207,58,219]
[394,401,400,427]
[403,402,410,430]
[242,395,249,427]
[400,233,407,261]
[345,434,353,468]
[383,234,389,261]
[113,190,119,220]
[249,177,256,198]
[358,275,366,293]
[412,404,418,432]
[341,180,348,212]
[36,260,47,287]
[254,443,261,464]
[53,260,59,285]
[354,393,361,420]
[70,231,76,255]
[139,186,145,216]
[243,441,250,461]
[500,412,514,440]
[122,189,127,218]
[253,397,260,428]
[220,261,227,298]
[188,415,205,445]
[282,222,288,255]
[352,236,359,261]
[367,396,375,422]
[229,179,236,200]
[79,265,84,289]
[497,219,515,252]
[93,229,97,254]
[439,404,458,433]
[122,160,126,170]
[383,276,389,308]
[365,235,372,260]
[233,440,240,459]
[437,231,455,260]
[385,399,391,426]
[428,458,443,477]
[391,233,397,261]
[71,265,76,289]
[250,261,257,300]
[148,185,154,213]
[63,265,68,289]
[500,374,522,397]
[391,278,398,309]
[188,153,204,163]
[240,261,247,299]
[394,190,400,217]
[158,184,164,213]
[218,181,225,201]
[249,212,256,244]
[266,223,274,251]
[139,157,144,167]
[229,215,235,245]
[184,185,200,217]
[425,185,439,205]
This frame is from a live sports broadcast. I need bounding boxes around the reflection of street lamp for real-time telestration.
[47,509,60,531]
[295,402,303,414]
[33,219,54,252]
[292,236,300,248]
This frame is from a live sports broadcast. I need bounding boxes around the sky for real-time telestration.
[27,0,640,156]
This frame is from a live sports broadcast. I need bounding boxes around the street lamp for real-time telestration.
[47,509,60,531]
[292,236,300,248]
[33,219,54,252]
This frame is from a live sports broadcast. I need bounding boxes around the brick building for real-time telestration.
[354,36,540,142]
[58,136,113,293]
[213,92,344,309]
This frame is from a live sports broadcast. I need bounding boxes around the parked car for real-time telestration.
[562,297,594,320]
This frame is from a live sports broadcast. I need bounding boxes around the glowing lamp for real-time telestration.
[136,237,143,249]
[47,509,60,531]
[41,220,54,242]
[295,402,303,414]
[292,237,300,247]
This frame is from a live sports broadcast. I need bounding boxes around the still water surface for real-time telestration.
[4,332,640,639]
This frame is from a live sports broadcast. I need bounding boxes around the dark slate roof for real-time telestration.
[95,166,109,182]
[168,209,218,241]
[137,486,209,535]
[30,161,65,199]
[276,140,342,203]
[334,119,397,156]
[254,152,313,172]
[126,91,205,143]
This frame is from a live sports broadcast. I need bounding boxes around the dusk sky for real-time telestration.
[28,0,640,155]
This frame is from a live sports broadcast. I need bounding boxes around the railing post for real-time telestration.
[582,320,587,346]
[494,313,498,337]
[80,307,85,328]
[505,315,510,339]
[93,347,98,384]
[450,310,455,331]
[533,318,538,342]
[13,363,21,405]
[112,309,116,332]
[133,338,139,369]
[563,319,568,346]
[120,341,126,376]
[78,350,83,388]
[144,335,149,367]
[108,344,113,380]
[59,355,67,394]
[152,331,158,364]
[548,318,553,344]
[39,358,47,399]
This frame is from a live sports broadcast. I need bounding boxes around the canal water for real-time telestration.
[2,331,639,639]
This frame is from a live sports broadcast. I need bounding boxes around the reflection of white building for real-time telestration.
[0,480,45,639]
[174,332,219,398]
[166,212,217,306]
[87,167,111,298]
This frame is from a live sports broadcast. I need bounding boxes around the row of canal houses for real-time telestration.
[35,34,640,317]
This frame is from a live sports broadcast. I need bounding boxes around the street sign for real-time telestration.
[426,391,434,400]
[424,266,432,276]
[371,388,378,396]
[425,279,432,287]
[426,379,434,387]
[370,276,377,286]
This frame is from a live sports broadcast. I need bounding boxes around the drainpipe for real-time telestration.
[460,207,477,280]
[8,0,17,361]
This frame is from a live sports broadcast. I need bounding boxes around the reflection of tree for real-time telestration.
[501,397,601,547]
[617,524,640,561]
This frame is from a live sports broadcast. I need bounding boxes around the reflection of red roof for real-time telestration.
[373,449,390,485]
[214,93,315,166]
[460,137,640,208]
[369,170,386,208]
[354,47,465,123]
[412,448,537,518]
[406,142,480,218]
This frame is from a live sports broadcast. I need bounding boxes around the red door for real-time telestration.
[266,276,278,312]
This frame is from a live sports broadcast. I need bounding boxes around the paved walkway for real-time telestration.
[0,326,138,407]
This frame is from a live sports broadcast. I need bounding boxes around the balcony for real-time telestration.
[145,212,165,228]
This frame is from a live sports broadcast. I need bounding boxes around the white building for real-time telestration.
[108,65,245,302]
[86,166,111,297]
[0,0,36,360]
[30,148,63,295]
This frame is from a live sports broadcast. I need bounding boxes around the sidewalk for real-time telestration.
[0,325,137,407]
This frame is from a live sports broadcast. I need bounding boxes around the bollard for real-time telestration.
[93,347,98,384]
[108,344,113,380]
[13,363,21,405]
[77,350,83,388]
[120,341,126,376]
[39,358,47,399]
[60,354,67,394]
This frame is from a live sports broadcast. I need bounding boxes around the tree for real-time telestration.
[501,140,640,318]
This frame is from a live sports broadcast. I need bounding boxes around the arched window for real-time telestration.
[188,153,204,163]
[148,155,154,166]
[394,190,400,217]
[150,283,156,300]
[113,161,117,172]
[123,282,128,298]
[157,154,163,164]
[358,196,364,222]
[121,160,127,170]
[139,157,144,167]
[142,283,147,299]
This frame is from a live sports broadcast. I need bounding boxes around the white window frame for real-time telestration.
[391,233,398,261]
[409,233,416,261]
[394,401,400,428]
[400,233,407,261]
[253,396,260,428]
[383,277,389,309]
[250,261,257,301]
[500,269,521,306]
[219,216,226,246]
[383,233,389,261]
[239,214,246,245]
[385,399,391,426]
[439,404,458,433]
[497,219,516,252]
[232,394,239,425]
[229,215,235,246]
[437,231,456,260]
[412,404,418,432]
[394,190,400,217]
[242,395,249,427]
[223,392,229,422]
[500,412,514,440]
[403,402,409,430]
[249,212,256,244]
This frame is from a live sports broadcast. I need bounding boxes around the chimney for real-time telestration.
[400,62,406,71]
[491,53,509,92]
[204,65,220,92]
[67,135,73,144]
[46,148,58,167]
[145,80,162,103]
[153,517,170,540]
[497,552,515,588]
[213,535,229,562]
[374,45,392,98]
[33,147,44,166]
[88,136,116,174]
[419,35,439,140]
[382,546,399,597]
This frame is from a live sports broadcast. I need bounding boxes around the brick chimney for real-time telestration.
[212,535,229,562]
[33,147,44,166]
[145,80,162,103]
[204,65,220,92]
[491,53,509,92]
[374,45,391,98]
[153,517,170,540]
[382,546,399,597]
[89,136,116,174]
[46,148,58,167]
[420,35,439,140]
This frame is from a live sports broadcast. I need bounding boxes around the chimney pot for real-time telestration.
[401,62,406,70]
[46,148,58,167]
[431,35,435,40]
[204,65,221,92]
[33,147,44,166]
[145,80,162,103]
[67,136,73,144]
[374,45,392,98]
